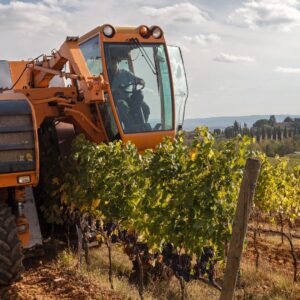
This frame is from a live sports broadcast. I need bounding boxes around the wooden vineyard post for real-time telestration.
[220,158,261,300]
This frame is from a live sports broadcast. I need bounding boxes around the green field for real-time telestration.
[286,153,300,168]
[269,152,300,169]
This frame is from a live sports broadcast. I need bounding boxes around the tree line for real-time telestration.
[210,116,300,157]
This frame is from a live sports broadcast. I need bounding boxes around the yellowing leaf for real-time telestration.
[92,199,101,209]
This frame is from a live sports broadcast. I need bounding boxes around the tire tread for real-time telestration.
[0,203,24,287]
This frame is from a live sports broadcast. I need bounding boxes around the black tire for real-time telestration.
[0,203,24,286]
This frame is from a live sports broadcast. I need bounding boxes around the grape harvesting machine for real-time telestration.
[0,24,188,286]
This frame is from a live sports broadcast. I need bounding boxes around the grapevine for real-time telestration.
[41,127,300,298]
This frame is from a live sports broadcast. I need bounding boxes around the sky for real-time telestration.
[1,0,300,119]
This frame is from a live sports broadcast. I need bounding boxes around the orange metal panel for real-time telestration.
[123,131,175,151]
[8,61,31,89]
[0,172,38,188]
[79,25,166,44]
[15,87,77,100]
[101,31,166,44]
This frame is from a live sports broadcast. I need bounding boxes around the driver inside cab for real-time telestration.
[109,56,150,132]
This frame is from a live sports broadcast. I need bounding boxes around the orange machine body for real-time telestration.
[8,25,180,149]
[0,25,188,246]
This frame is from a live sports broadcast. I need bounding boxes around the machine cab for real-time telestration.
[78,25,188,150]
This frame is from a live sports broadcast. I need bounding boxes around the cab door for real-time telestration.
[167,46,188,131]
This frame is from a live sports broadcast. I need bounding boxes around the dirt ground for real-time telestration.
[1,222,300,300]
[245,221,300,277]
[1,260,121,300]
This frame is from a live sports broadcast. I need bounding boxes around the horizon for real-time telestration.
[186,113,300,120]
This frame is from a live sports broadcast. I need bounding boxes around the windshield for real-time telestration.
[104,43,173,134]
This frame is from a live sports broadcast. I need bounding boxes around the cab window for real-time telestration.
[0,61,13,89]
[104,43,173,134]
[167,46,188,131]
[80,35,103,75]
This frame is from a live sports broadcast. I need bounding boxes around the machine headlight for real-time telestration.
[151,26,163,39]
[139,25,150,38]
[17,224,28,234]
[18,176,31,184]
[103,24,115,38]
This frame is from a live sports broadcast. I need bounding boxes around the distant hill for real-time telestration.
[183,115,300,131]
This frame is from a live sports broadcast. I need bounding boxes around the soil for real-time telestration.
[1,252,122,300]
[1,221,299,300]
[245,222,300,276]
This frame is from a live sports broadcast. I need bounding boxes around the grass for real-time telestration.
[57,247,144,299]
[268,152,300,169]
[57,245,220,300]
[237,260,300,300]
[285,153,300,169]
[55,243,300,300]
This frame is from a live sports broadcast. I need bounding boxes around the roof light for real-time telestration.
[151,26,163,39]
[139,25,150,38]
[103,24,115,38]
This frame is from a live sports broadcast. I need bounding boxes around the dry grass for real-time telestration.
[237,260,300,300]
[56,243,300,300]
[57,247,144,299]
[57,245,220,300]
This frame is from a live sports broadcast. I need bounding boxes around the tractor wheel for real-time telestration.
[0,203,24,287]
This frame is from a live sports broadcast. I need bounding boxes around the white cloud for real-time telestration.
[0,0,299,118]
[168,40,191,53]
[214,53,256,63]
[183,33,220,46]
[228,0,300,32]
[275,67,300,74]
[0,0,74,35]
[141,2,208,24]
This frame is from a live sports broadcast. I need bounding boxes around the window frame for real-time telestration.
[103,42,175,134]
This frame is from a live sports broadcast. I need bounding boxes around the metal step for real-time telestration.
[23,187,43,249]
